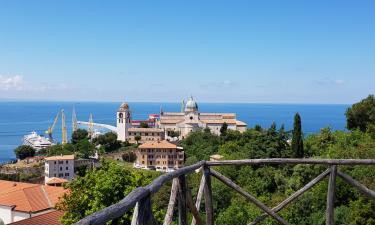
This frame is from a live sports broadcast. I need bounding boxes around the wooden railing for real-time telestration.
[76,159,375,225]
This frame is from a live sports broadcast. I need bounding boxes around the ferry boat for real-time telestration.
[23,131,54,150]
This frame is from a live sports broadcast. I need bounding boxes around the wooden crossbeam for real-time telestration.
[163,179,179,225]
[249,168,331,225]
[337,170,375,200]
[210,169,289,225]
[191,175,205,225]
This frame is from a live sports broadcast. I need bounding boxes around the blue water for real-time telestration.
[0,102,349,162]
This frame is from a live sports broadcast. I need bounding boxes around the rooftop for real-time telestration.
[138,140,178,149]
[0,180,67,212]
[9,210,64,225]
[45,155,75,161]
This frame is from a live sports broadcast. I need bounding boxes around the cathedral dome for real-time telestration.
[119,102,129,111]
[185,97,198,112]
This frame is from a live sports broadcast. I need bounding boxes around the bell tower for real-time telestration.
[117,102,131,141]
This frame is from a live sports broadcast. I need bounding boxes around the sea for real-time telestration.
[0,102,349,163]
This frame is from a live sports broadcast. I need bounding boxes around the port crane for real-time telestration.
[45,109,68,144]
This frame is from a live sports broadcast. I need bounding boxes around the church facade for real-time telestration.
[157,97,247,139]
[116,97,247,142]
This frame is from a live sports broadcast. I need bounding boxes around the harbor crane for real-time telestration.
[45,111,60,140]
[45,109,68,144]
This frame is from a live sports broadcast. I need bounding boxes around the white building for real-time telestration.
[44,155,75,185]
[158,96,247,139]
[0,180,66,224]
[116,103,164,143]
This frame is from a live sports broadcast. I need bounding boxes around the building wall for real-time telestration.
[135,148,184,171]
[127,132,164,144]
[45,159,74,184]
[12,211,29,223]
[0,205,12,224]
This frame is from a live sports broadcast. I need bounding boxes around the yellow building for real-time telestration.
[134,140,184,172]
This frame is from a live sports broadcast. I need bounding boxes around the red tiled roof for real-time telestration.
[46,177,68,185]
[9,210,64,225]
[0,180,67,212]
[138,140,178,149]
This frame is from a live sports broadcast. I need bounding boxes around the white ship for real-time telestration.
[23,131,54,150]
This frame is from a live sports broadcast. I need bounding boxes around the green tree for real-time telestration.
[220,122,228,136]
[76,139,95,158]
[292,113,304,158]
[140,121,149,128]
[14,145,35,160]
[134,135,141,144]
[346,95,375,132]
[93,132,121,152]
[72,129,89,144]
[56,160,164,225]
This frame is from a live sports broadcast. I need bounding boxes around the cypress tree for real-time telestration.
[292,112,304,157]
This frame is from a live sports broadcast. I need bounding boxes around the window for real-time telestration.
[66,167,68,170]
[66,160,68,164]
[60,167,62,171]
[65,173,69,176]
[54,161,56,164]
[58,173,63,177]
[58,161,63,164]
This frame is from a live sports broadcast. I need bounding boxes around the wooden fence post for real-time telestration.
[137,193,155,225]
[204,166,214,225]
[191,174,205,225]
[326,165,337,225]
[164,179,179,225]
[178,175,187,225]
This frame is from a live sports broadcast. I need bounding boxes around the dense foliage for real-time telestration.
[181,126,375,225]
[57,160,170,225]
[14,145,36,159]
[346,94,375,132]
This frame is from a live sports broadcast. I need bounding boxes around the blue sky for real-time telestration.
[0,0,374,103]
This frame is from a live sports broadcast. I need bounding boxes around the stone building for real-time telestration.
[116,103,164,143]
[158,96,247,139]
[134,140,184,172]
[44,155,75,184]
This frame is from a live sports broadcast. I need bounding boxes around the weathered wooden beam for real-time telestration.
[131,202,139,225]
[178,175,188,225]
[249,168,331,225]
[337,170,375,200]
[206,158,375,166]
[76,187,149,225]
[186,181,204,225]
[204,166,214,225]
[191,175,205,225]
[137,194,155,225]
[146,161,205,194]
[326,165,337,225]
[163,179,179,225]
[210,169,289,225]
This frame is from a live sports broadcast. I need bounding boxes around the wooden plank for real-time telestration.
[137,194,155,225]
[76,187,149,225]
[249,168,330,225]
[337,170,375,200]
[147,161,205,194]
[204,166,214,225]
[210,169,289,225]
[131,202,139,225]
[186,181,204,225]
[326,165,337,225]
[178,175,187,225]
[191,175,205,225]
[206,158,375,166]
[163,179,179,225]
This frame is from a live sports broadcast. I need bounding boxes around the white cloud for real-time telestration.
[333,79,345,85]
[0,75,25,91]
[315,78,345,86]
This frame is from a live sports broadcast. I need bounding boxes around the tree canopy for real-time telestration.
[14,145,35,159]
[346,94,375,132]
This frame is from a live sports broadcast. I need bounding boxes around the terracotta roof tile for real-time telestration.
[46,177,68,185]
[138,140,178,149]
[0,180,67,212]
[9,210,64,225]
[45,155,74,161]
